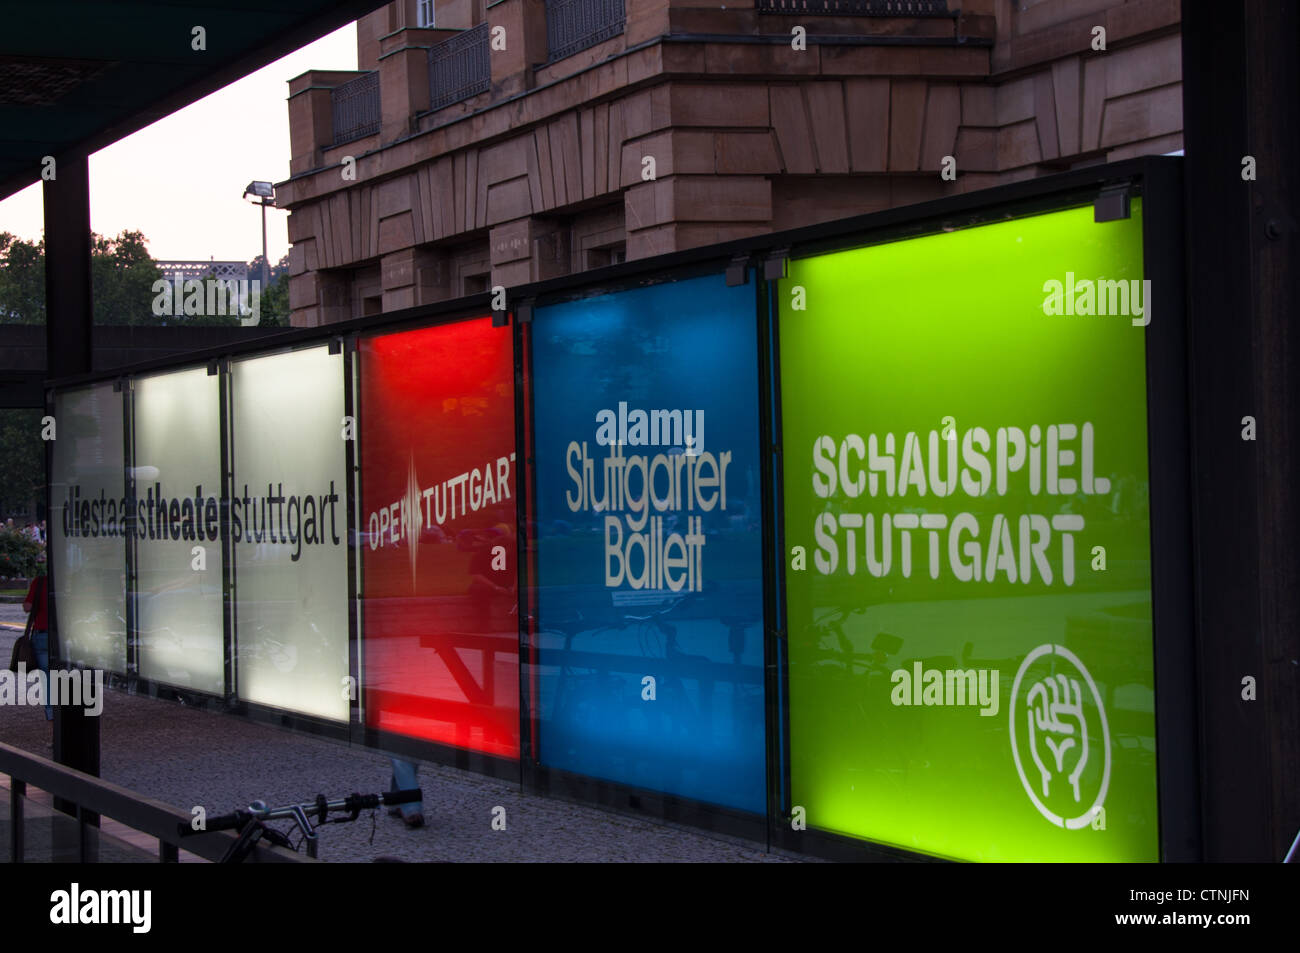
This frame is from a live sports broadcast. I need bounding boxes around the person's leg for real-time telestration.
[389,757,423,822]
[31,629,52,721]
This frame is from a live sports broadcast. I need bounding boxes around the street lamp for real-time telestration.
[242,180,275,290]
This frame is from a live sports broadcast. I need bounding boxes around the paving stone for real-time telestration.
[0,628,805,863]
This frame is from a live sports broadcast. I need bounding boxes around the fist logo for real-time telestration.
[1026,674,1088,802]
[1010,645,1111,829]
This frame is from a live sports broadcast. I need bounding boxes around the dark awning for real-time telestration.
[0,0,385,202]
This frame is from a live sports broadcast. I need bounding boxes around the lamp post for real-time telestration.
[242,180,275,291]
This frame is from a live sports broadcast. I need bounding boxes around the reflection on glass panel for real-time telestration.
[230,347,349,721]
[530,274,766,813]
[80,819,160,862]
[359,318,519,756]
[12,790,81,862]
[778,202,1157,861]
[132,367,225,694]
[50,383,127,673]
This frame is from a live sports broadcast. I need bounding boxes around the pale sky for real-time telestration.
[0,23,358,265]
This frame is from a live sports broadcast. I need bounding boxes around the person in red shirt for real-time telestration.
[23,571,51,721]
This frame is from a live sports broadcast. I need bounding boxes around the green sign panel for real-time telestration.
[779,201,1158,861]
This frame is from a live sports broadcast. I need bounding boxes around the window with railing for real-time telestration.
[755,0,950,13]
[331,71,380,146]
[428,23,490,113]
[545,0,626,63]
[417,0,435,28]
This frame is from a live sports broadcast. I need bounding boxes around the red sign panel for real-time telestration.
[359,318,518,756]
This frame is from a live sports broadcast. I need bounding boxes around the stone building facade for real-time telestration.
[281,0,1182,326]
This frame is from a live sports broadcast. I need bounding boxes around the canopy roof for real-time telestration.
[0,0,382,201]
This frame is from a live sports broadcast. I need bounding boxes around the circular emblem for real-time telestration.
[1009,644,1111,829]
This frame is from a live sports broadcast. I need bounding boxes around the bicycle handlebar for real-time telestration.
[177,788,422,838]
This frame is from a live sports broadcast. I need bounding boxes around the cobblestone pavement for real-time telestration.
[0,603,27,626]
[0,627,805,863]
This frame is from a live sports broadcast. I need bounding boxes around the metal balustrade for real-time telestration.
[545,0,626,63]
[331,71,380,146]
[428,23,490,113]
[755,0,951,14]
[2,740,305,863]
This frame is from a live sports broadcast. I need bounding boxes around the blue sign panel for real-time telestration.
[530,273,766,813]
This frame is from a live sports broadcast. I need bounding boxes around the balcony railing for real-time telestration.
[755,0,950,14]
[331,71,380,146]
[428,23,490,113]
[545,0,626,63]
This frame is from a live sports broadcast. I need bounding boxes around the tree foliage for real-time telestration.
[0,409,43,522]
[0,232,45,324]
[248,252,290,327]
[91,229,164,325]
[1,228,165,325]
[0,527,44,580]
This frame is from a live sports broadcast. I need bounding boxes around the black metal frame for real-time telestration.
[44,157,1196,862]
[514,308,538,791]
[221,339,357,738]
[755,0,953,15]
[544,0,626,64]
[341,312,526,778]
[428,24,490,113]
[331,71,381,146]
[46,377,131,680]
[511,258,778,841]
[116,361,232,700]
[122,377,137,679]
[756,267,790,853]
[219,361,235,702]
[755,158,1196,863]
[343,335,361,743]
[1139,161,1199,862]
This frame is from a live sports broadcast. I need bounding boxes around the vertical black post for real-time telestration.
[43,153,100,805]
[755,271,778,853]
[513,312,537,792]
[219,362,235,703]
[123,378,137,680]
[9,778,24,861]
[758,268,792,853]
[1181,1,1300,860]
[343,337,362,741]
[1140,159,1199,862]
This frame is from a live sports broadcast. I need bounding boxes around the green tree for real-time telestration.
[0,232,46,324]
[248,252,290,327]
[0,409,43,523]
[258,272,289,327]
[0,528,43,579]
[91,229,164,324]
[247,252,289,284]
[1,228,166,325]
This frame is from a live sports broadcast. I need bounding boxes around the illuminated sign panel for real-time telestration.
[778,202,1158,860]
[229,347,350,721]
[359,318,519,756]
[50,383,127,673]
[530,274,767,813]
[131,368,224,694]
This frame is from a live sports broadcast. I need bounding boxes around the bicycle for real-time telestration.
[177,788,422,863]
